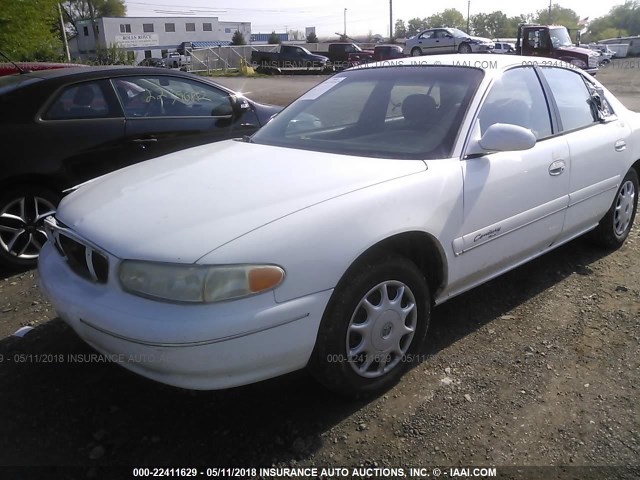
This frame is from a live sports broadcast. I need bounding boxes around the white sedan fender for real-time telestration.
[197,158,464,305]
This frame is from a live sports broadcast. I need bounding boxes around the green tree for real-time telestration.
[585,1,640,40]
[268,31,282,44]
[533,4,579,30]
[601,26,630,39]
[506,14,528,37]
[394,19,407,38]
[0,0,62,60]
[428,9,466,30]
[306,31,318,43]
[231,30,246,45]
[406,17,428,37]
[471,11,510,38]
[98,42,133,64]
[62,0,126,36]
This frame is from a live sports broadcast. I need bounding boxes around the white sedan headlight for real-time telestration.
[119,261,285,303]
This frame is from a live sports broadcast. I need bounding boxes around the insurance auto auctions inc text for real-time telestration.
[257,466,497,478]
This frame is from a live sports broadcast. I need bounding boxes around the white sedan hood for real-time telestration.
[57,140,426,263]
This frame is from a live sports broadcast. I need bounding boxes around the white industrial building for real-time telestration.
[71,16,251,62]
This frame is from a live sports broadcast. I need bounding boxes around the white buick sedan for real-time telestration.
[39,55,639,397]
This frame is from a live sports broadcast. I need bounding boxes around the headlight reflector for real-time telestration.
[119,261,284,303]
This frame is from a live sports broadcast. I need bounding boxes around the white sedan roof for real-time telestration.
[351,54,578,79]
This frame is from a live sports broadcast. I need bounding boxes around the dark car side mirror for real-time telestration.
[212,101,234,117]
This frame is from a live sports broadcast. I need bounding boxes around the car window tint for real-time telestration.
[478,67,552,139]
[112,76,231,118]
[541,68,598,131]
[252,66,484,160]
[44,82,110,120]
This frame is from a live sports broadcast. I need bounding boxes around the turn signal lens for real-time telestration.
[248,266,285,293]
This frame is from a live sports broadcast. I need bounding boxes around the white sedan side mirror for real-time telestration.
[467,122,537,157]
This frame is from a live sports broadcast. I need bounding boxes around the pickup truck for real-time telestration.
[314,43,373,68]
[163,52,189,69]
[515,24,599,74]
[251,45,329,72]
[346,45,405,67]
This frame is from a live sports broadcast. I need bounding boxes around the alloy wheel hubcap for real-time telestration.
[613,180,635,238]
[346,280,417,378]
[0,196,56,259]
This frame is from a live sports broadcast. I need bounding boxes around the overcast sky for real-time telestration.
[124,0,619,37]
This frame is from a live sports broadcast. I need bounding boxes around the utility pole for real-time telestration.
[548,0,552,23]
[389,0,393,40]
[467,0,470,32]
[58,2,71,61]
[343,8,347,37]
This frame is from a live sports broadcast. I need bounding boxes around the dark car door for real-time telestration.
[33,79,129,188]
[112,75,259,160]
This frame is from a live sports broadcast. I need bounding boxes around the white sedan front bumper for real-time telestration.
[38,242,332,390]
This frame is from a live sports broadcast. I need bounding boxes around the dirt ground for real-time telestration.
[0,58,639,479]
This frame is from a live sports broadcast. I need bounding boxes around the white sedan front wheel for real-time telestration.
[310,254,430,398]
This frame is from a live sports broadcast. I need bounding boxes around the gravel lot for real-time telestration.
[0,58,639,478]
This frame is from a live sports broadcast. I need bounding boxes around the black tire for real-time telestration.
[411,47,423,57]
[589,168,638,249]
[0,186,59,269]
[309,254,430,398]
[458,43,472,54]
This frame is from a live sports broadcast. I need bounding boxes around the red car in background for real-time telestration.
[0,62,87,77]
[347,45,404,67]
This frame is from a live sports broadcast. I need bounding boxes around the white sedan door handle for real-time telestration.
[549,160,566,176]
[615,140,627,152]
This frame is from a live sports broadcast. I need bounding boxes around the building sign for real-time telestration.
[115,34,159,48]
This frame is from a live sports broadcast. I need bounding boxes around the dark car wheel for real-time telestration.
[411,47,423,57]
[589,168,638,249]
[0,186,59,268]
[458,43,472,54]
[309,254,430,398]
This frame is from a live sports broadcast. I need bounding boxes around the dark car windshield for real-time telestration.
[251,66,484,160]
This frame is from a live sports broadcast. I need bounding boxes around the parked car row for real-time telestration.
[26,55,639,397]
[0,66,281,267]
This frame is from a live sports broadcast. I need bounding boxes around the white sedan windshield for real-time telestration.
[252,66,484,159]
